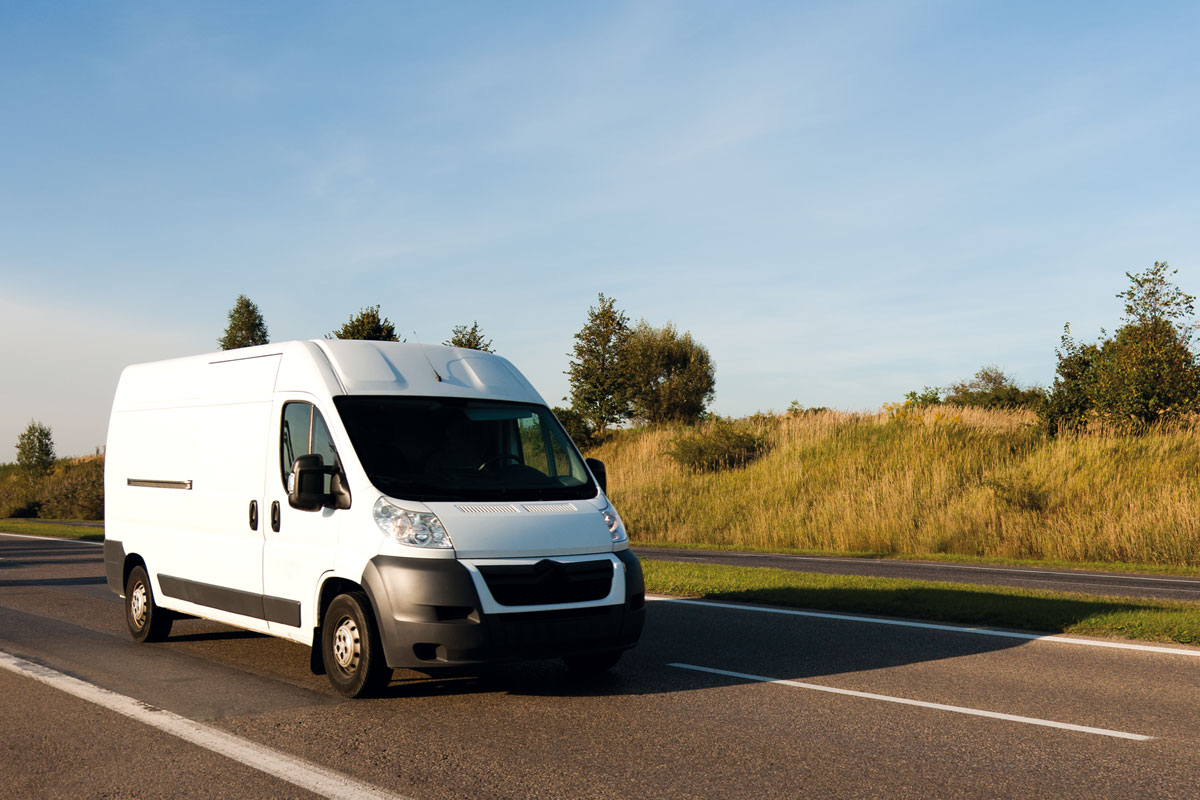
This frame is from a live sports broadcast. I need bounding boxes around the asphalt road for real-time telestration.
[635,546,1200,602]
[5,532,1200,799]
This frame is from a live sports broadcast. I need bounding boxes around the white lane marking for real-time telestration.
[0,650,411,800]
[645,549,1200,587]
[0,532,102,545]
[670,662,1153,741]
[648,596,1200,658]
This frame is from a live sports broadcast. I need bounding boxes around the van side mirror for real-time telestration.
[586,457,607,494]
[289,454,328,511]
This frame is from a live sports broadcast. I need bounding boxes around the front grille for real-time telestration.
[477,559,613,606]
[490,605,619,647]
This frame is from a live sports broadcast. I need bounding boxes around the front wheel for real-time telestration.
[563,649,623,674]
[125,565,173,642]
[321,592,393,698]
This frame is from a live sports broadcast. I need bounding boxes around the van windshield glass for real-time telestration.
[333,396,597,502]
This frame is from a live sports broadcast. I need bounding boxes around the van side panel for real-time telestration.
[105,355,281,626]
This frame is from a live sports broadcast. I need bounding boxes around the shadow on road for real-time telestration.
[361,592,1065,700]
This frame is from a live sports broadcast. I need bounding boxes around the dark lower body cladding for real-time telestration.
[362,549,646,669]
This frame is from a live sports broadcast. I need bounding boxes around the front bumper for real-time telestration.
[361,549,645,669]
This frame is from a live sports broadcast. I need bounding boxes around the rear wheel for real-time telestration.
[563,649,623,674]
[125,565,173,642]
[322,592,393,698]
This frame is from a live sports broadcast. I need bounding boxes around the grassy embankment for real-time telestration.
[592,406,1200,570]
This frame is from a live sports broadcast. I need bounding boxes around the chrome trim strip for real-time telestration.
[127,478,193,490]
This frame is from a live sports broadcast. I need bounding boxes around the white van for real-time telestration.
[103,340,644,697]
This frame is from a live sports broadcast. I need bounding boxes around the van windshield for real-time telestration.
[333,396,597,502]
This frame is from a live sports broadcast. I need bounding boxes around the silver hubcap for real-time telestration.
[130,583,148,627]
[332,616,360,671]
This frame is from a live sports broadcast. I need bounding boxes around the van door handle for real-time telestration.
[249,500,259,531]
[270,501,281,532]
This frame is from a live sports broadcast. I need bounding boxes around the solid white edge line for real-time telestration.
[0,531,102,545]
[669,663,1153,741]
[0,650,410,800]
[647,596,1200,658]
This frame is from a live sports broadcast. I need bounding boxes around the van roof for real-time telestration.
[313,339,543,403]
[112,340,546,411]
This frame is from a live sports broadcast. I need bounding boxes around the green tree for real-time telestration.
[328,305,400,341]
[1043,262,1200,431]
[217,294,270,350]
[1117,260,1197,337]
[943,366,1043,410]
[444,321,494,352]
[567,294,632,434]
[16,421,55,479]
[624,321,716,424]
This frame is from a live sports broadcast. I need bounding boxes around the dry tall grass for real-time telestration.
[591,408,1200,567]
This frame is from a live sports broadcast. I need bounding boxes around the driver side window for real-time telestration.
[281,402,337,490]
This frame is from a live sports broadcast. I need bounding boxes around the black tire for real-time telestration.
[322,592,393,698]
[125,565,173,643]
[563,649,623,674]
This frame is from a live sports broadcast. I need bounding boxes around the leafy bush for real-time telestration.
[1043,327,1102,434]
[0,456,104,520]
[944,366,1044,411]
[0,472,41,518]
[38,457,104,520]
[1089,319,1199,424]
[904,387,942,407]
[668,419,771,472]
[787,401,829,415]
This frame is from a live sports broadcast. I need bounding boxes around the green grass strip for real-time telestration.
[633,539,1200,577]
[0,519,104,542]
[643,559,1200,645]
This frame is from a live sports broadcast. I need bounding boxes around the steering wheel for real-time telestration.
[477,454,522,471]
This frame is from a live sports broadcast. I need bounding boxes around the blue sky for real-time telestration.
[3,1,1200,456]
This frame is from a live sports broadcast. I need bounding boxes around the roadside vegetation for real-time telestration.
[596,407,1200,567]
[0,421,104,521]
[585,263,1200,570]
[644,560,1200,645]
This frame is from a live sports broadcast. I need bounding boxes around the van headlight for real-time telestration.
[373,497,453,549]
[599,499,628,544]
